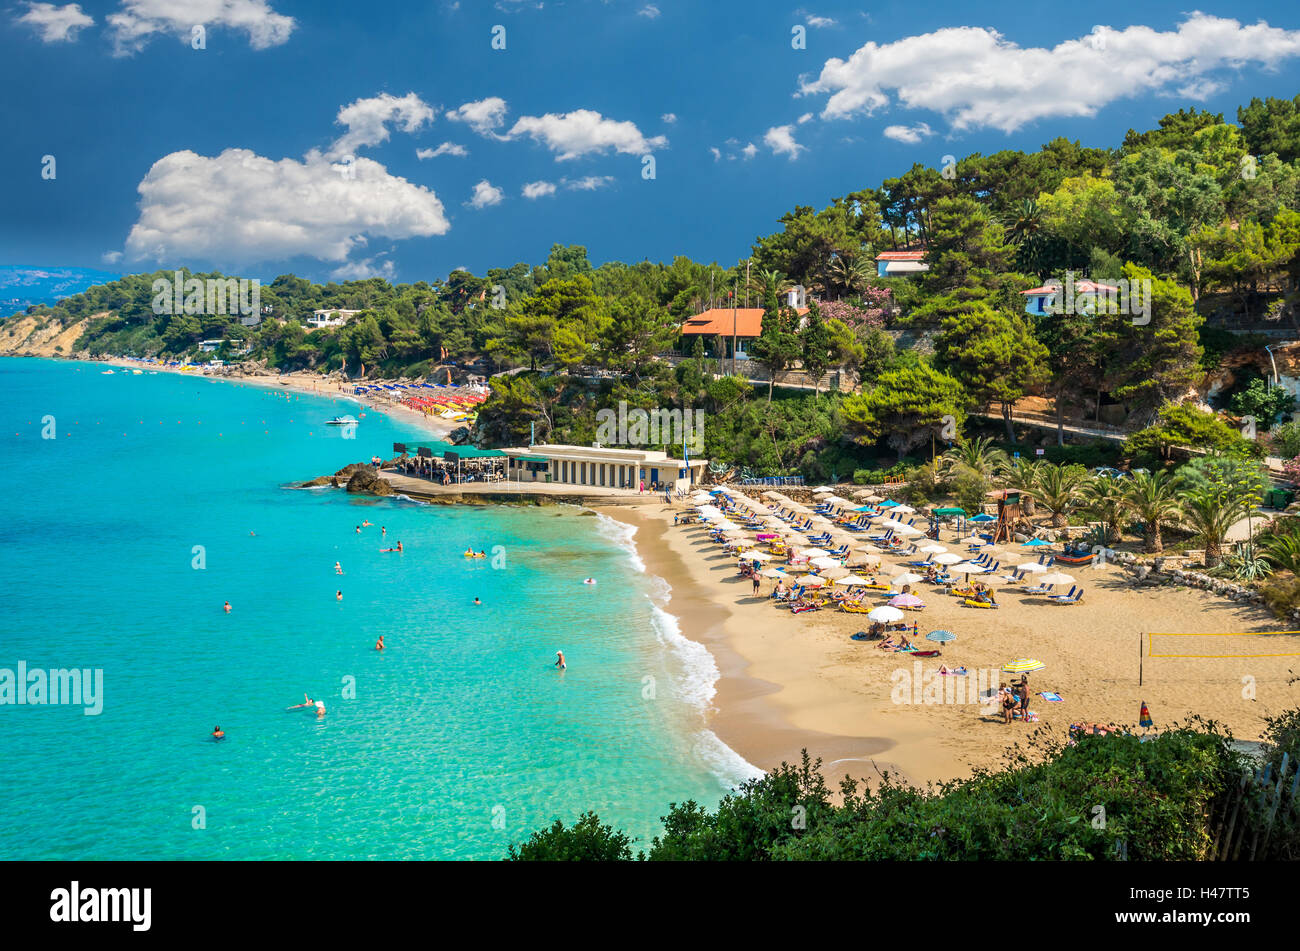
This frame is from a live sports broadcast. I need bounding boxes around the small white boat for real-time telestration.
[325,415,359,426]
[101,369,115,374]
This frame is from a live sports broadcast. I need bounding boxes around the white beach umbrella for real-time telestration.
[920,544,948,553]
[761,567,789,579]
[835,574,871,586]
[895,525,924,536]
[740,550,772,562]
[821,565,851,580]
[811,556,842,570]
[802,574,828,587]
[1014,562,1048,574]
[932,552,964,565]
[893,571,925,586]
[813,486,835,493]
[1038,571,1076,587]
[868,606,905,623]
[798,547,829,558]
[849,551,882,565]
[892,504,916,514]
[949,562,990,575]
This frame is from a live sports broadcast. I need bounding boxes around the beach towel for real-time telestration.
[1011,709,1039,722]
[1038,692,1064,702]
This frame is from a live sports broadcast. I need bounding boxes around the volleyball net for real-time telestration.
[1147,630,1300,659]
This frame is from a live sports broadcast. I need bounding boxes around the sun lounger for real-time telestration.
[1048,586,1083,604]
[961,598,998,609]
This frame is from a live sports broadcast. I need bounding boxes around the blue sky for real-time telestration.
[2,0,1299,284]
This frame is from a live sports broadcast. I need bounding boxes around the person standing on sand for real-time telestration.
[752,574,761,596]
[1017,677,1030,720]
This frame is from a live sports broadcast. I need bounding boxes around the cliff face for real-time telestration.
[0,313,96,358]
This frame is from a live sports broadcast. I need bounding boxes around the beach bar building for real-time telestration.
[502,444,707,492]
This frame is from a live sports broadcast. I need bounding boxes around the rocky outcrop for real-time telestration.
[344,467,394,496]
[0,313,95,357]
[1119,559,1264,605]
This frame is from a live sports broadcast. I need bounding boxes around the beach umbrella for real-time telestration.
[863,493,884,503]
[892,504,916,514]
[877,499,899,508]
[970,513,996,523]
[920,544,948,553]
[893,571,925,586]
[1140,701,1153,729]
[740,550,772,562]
[932,552,964,565]
[849,551,882,565]
[926,630,956,644]
[890,593,924,608]
[834,573,871,586]
[821,566,851,580]
[798,547,829,558]
[1003,659,1046,673]
[802,574,828,587]
[867,606,905,623]
[761,567,789,579]
[813,486,835,493]
[810,556,842,570]
[948,561,988,574]
[853,505,878,512]
[1022,538,1052,547]
[1014,561,1048,574]
[895,525,924,536]
[1038,571,1075,587]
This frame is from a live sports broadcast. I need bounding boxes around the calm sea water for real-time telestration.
[0,358,755,859]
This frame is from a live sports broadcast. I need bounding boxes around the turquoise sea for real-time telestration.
[0,358,755,859]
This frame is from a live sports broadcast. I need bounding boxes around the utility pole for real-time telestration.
[731,282,738,378]
[745,259,751,308]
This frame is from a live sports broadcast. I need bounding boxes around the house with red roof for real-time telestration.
[875,249,929,277]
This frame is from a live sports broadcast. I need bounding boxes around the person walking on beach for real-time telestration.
[752,573,761,596]
[555,650,566,670]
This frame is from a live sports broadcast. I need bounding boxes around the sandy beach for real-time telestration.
[597,499,1300,790]
[97,358,458,441]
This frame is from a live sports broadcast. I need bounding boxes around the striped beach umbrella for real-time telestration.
[1140,701,1153,728]
[926,630,956,644]
[1002,658,1046,673]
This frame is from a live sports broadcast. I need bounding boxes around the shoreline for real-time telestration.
[595,499,1300,792]
[92,356,458,441]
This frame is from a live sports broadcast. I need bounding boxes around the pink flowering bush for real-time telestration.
[819,295,888,330]
[1284,456,1300,486]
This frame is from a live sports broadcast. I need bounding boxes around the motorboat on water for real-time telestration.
[326,415,360,426]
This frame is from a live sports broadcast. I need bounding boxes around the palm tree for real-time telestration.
[1001,198,1044,246]
[1000,458,1042,518]
[755,269,792,301]
[940,436,1010,482]
[1181,487,1251,568]
[829,253,874,299]
[1032,463,1085,528]
[1262,528,1300,575]
[1082,477,1131,545]
[1123,470,1184,553]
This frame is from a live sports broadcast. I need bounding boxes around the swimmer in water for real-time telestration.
[355,525,361,534]
[555,650,566,670]
[336,590,342,601]
[363,520,373,527]
[375,634,384,651]
[212,726,225,740]
[335,562,343,574]
[473,597,481,606]
[464,546,474,557]
[223,601,231,613]
[396,541,403,553]
[315,700,326,718]
[382,527,387,538]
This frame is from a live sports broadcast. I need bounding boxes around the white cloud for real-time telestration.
[796,112,813,124]
[637,4,659,17]
[328,92,434,160]
[661,112,677,123]
[122,148,449,267]
[800,14,1300,133]
[882,121,933,144]
[741,142,758,159]
[330,256,396,281]
[507,109,667,160]
[107,0,295,55]
[709,147,721,161]
[522,180,557,199]
[417,142,468,159]
[445,97,509,136]
[764,124,806,160]
[102,250,123,264]
[467,179,504,208]
[14,2,93,42]
[565,175,614,191]
[805,14,836,29]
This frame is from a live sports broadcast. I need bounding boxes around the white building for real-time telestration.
[306,309,362,329]
[501,444,707,493]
